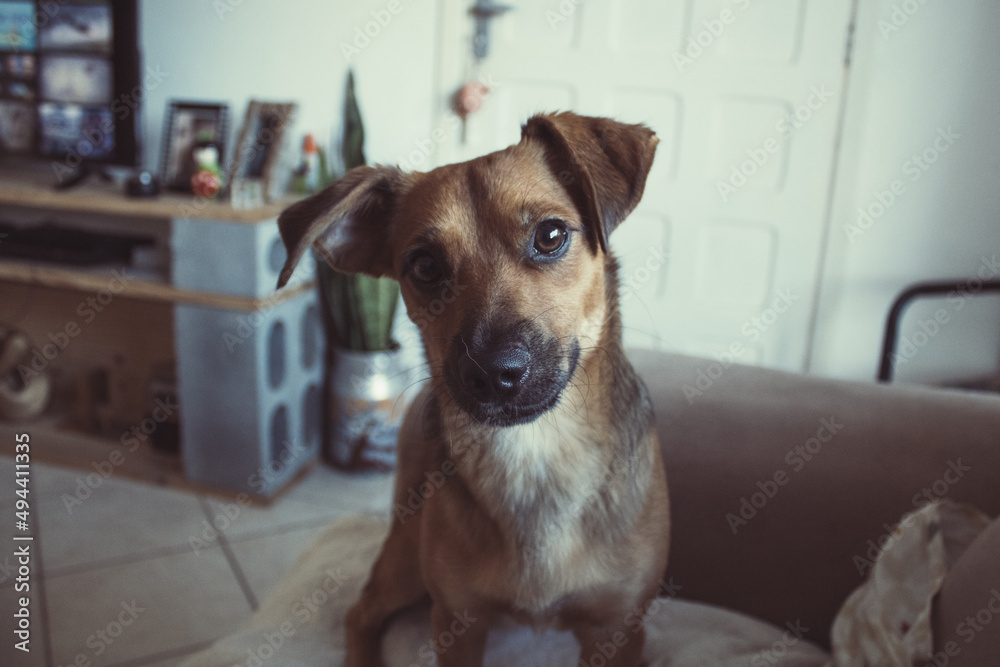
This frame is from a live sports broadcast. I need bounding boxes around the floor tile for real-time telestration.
[132,656,201,667]
[0,583,48,666]
[45,546,251,667]
[34,462,207,573]
[199,466,394,542]
[114,640,216,667]
[227,525,331,605]
[290,466,395,515]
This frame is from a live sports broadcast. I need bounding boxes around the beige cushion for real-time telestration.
[179,514,829,667]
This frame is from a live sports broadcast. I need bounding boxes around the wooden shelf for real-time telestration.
[0,258,314,311]
[0,170,313,310]
[0,168,301,224]
[0,171,323,497]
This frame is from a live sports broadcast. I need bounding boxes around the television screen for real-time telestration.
[39,102,113,158]
[0,99,33,151]
[4,53,36,77]
[39,54,113,104]
[0,0,140,171]
[38,3,112,51]
[0,2,36,51]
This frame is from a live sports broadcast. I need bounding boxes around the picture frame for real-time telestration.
[160,101,229,192]
[228,100,297,207]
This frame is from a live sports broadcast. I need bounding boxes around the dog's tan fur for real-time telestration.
[277,112,670,667]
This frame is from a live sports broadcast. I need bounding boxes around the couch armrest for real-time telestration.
[631,349,1000,647]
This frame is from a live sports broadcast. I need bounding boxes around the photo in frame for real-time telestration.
[228,100,297,207]
[159,101,229,192]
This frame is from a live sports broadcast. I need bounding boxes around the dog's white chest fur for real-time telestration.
[450,405,613,613]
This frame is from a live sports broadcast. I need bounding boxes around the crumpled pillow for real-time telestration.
[828,500,992,666]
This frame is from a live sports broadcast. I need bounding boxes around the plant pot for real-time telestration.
[326,346,405,471]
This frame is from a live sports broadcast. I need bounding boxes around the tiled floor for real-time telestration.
[0,455,394,667]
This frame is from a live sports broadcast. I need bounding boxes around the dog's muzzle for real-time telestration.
[457,345,531,403]
[446,328,579,427]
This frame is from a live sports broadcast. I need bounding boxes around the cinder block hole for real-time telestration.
[302,304,322,370]
[267,236,286,275]
[304,383,321,448]
[267,320,286,390]
[268,403,291,472]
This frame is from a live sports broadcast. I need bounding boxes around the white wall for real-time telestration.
[139,0,440,176]
[809,0,1000,384]
[136,1,1000,385]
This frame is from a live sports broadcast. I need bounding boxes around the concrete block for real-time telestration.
[171,217,315,299]
[174,289,324,495]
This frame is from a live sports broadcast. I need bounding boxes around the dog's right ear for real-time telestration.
[276,165,406,288]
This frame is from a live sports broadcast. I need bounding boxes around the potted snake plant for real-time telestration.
[315,71,403,471]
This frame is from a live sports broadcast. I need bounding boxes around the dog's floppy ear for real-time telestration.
[276,165,406,288]
[521,112,658,254]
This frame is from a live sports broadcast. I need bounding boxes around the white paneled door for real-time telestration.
[433,0,856,372]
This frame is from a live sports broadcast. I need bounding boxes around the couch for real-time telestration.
[641,350,1000,661]
[183,350,1000,666]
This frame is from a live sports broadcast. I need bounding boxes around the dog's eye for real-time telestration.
[411,253,442,284]
[533,220,569,256]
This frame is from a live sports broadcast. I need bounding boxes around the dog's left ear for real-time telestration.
[275,165,407,288]
[521,112,658,254]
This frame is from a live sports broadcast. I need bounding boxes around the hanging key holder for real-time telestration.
[452,0,514,142]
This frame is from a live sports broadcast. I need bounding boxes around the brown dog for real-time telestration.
[277,112,670,667]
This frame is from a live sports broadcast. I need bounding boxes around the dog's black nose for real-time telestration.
[459,347,531,401]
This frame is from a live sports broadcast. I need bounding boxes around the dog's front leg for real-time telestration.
[428,602,490,667]
[574,621,646,667]
[344,524,427,667]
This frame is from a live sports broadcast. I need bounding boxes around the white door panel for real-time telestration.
[434,0,854,371]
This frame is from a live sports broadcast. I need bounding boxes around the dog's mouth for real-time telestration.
[468,390,563,428]
[444,335,580,428]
